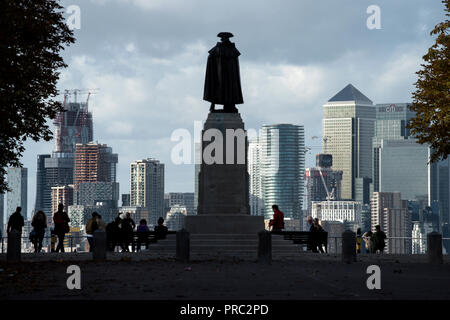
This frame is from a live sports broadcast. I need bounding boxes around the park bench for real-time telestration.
[271,231,328,253]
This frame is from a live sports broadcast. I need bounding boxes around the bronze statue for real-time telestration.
[203,32,243,113]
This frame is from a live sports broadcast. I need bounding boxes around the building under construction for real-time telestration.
[305,154,343,216]
[34,90,95,219]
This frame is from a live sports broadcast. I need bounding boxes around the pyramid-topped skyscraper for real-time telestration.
[322,84,375,200]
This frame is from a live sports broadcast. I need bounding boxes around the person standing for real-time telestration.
[372,225,387,254]
[121,212,136,252]
[85,212,99,252]
[7,207,25,235]
[363,230,373,253]
[269,204,285,232]
[356,228,362,254]
[53,203,70,253]
[310,218,325,253]
[31,210,47,253]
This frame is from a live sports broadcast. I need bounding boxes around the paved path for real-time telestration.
[1,254,449,300]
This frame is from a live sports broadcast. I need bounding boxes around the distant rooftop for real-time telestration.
[328,84,373,104]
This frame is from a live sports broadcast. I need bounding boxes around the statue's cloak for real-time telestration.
[203,41,244,105]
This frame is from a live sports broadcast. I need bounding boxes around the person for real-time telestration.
[121,212,136,252]
[154,217,168,240]
[372,225,387,254]
[305,216,313,232]
[356,228,362,254]
[85,212,100,252]
[268,204,284,232]
[31,210,47,253]
[7,206,25,234]
[106,218,121,251]
[136,219,150,251]
[363,230,373,253]
[310,218,325,253]
[96,214,106,231]
[53,203,70,253]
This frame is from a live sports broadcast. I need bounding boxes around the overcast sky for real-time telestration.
[14,0,446,217]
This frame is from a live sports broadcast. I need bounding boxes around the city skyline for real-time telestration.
[7,0,446,217]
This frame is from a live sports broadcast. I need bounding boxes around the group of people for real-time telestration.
[359,225,387,254]
[86,212,168,253]
[269,206,327,253]
[7,204,70,253]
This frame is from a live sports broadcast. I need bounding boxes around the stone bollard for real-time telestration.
[7,230,21,262]
[93,230,107,261]
[427,232,443,264]
[258,231,272,264]
[176,229,190,262]
[342,230,356,263]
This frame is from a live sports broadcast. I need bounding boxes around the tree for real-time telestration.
[0,0,75,193]
[408,0,450,163]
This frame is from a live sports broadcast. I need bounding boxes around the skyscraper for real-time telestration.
[259,124,305,219]
[0,193,4,233]
[71,142,119,223]
[371,192,411,254]
[6,167,28,219]
[248,137,264,216]
[74,142,118,188]
[130,158,165,219]
[322,84,375,200]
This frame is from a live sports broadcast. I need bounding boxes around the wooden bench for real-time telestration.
[271,231,328,253]
[107,230,176,251]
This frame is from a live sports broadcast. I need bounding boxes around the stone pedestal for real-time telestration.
[7,230,21,262]
[93,230,107,261]
[185,111,264,234]
[427,232,443,264]
[342,230,356,263]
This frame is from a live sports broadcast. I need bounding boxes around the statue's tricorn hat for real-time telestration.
[217,32,233,40]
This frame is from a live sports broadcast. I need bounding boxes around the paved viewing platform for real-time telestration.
[1,249,449,300]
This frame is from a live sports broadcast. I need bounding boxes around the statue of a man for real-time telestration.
[203,32,244,113]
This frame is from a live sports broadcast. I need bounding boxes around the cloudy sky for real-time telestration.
[17,0,446,216]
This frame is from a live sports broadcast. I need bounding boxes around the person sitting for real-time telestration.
[154,217,168,240]
[268,204,285,232]
[136,219,150,251]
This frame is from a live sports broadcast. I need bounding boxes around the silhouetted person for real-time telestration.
[31,210,47,253]
[121,212,136,252]
[7,206,24,234]
[53,203,70,253]
[363,230,373,253]
[356,228,362,254]
[96,214,106,231]
[86,212,100,252]
[136,219,150,251]
[372,225,386,254]
[106,218,121,252]
[204,32,243,113]
[154,217,168,240]
[310,218,325,253]
[269,204,284,232]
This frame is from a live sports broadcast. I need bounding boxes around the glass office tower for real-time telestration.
[260,124,305,220]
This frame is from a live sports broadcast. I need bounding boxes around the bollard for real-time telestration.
[176,229,190,262]
[258,231,272,264]
[7,230,21,262]
[93,230,107,261]
[427,232,443,264]
[342,230,356,263]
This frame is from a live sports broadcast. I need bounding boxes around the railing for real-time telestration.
[324,236,450,255]
[1,231,178,254]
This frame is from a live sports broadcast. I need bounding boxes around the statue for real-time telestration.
[203,32,243,113]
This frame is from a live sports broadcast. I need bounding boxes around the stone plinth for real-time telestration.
[185,111,264,234]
